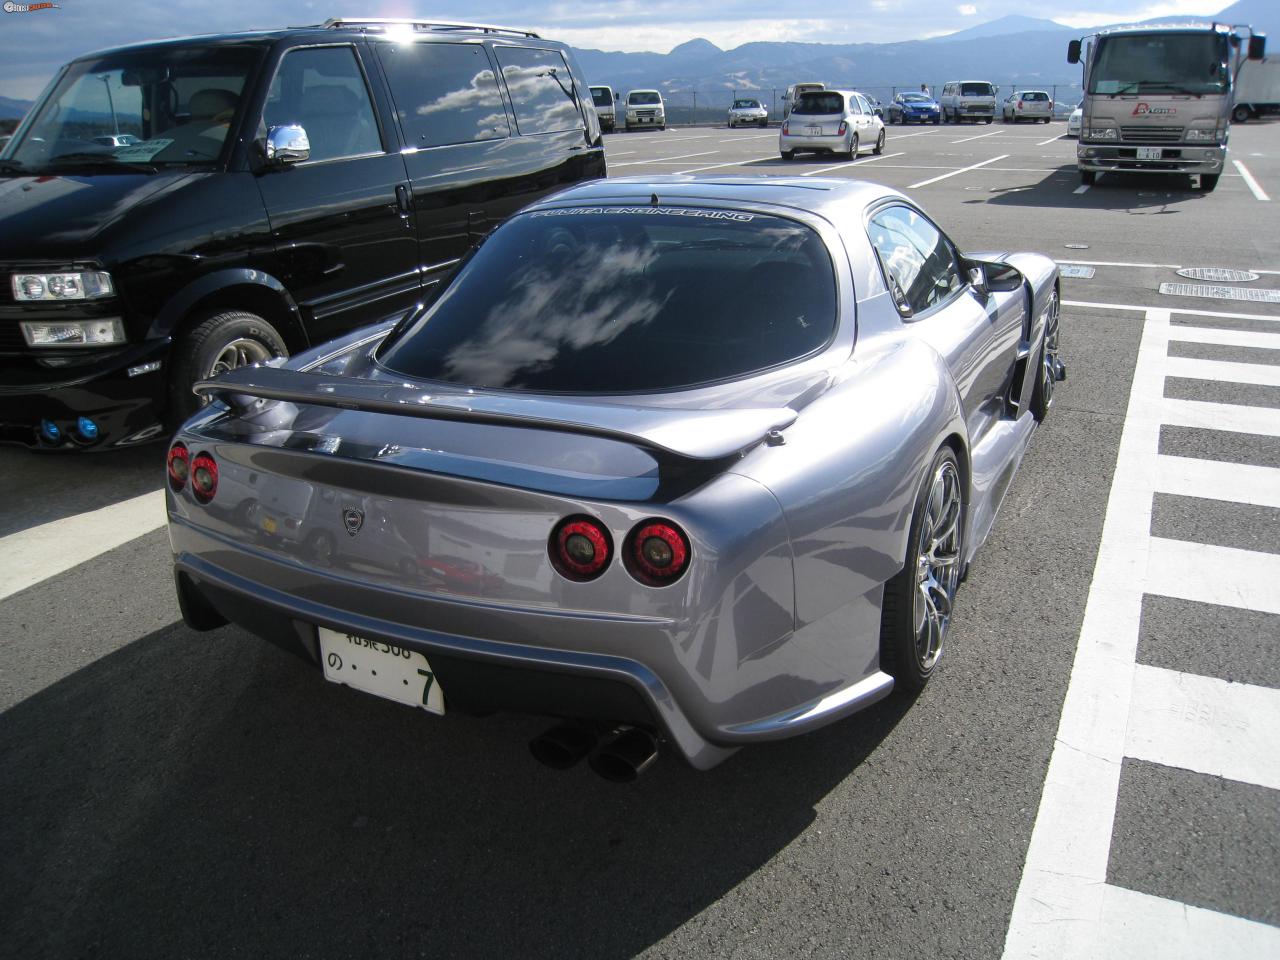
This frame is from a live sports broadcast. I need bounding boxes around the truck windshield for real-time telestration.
[2,44,262,173]
[1089,33,1229,95]
[628,92,661,105]
[591,88,612,107]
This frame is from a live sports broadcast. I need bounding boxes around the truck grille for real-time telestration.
[1121,125,1184,143]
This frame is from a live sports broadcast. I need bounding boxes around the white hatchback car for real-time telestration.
[727,97,769,128]
[1002,90,1053,123]
[780,89,885,160]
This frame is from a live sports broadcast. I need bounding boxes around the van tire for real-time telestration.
[169,309,288,425]
[781,150,795,161]
[1079,169,1096,186]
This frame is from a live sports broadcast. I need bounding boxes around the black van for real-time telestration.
[0,18,605,449]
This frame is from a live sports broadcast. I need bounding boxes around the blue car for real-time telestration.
[888,92,942,124]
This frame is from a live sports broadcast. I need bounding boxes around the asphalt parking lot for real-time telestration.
[2,120,1278,959]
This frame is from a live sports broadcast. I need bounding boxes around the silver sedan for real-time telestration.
[167,177,1064,779]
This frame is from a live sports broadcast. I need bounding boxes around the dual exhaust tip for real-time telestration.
[529,722,658,782]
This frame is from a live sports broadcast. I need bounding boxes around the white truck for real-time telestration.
[589,85,616,132]
[1069,22,1266,191]
[1233,57,1280,122]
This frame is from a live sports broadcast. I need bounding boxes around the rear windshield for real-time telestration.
[628,91,661,105]
[961,82,994,96]
[1021,91,1049,101]
[591,87,612,107]
[792,92,844,115]
[377,207,837,393]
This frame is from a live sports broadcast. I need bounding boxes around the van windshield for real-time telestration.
[628,92,661,105]
[792,92,844,115]
[960,83,994,97]
[591,87,612,107]
[2,43,263,174]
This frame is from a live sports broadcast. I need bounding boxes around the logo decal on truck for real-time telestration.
[1132,103,1176,116]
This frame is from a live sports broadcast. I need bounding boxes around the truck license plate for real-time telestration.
[1137,147,1163,160]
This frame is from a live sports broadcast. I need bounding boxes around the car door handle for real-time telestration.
[395,184,411,218]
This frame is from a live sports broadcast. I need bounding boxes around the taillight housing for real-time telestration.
[837,120,847,136]
[625,519,691,587]
[167,442,190,492]
[1018,100,1024,109]
[190,451,219,504]
[549,515,612,582]
[782,121,789,135]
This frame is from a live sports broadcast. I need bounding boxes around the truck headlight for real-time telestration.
[20,318,125,348]
[1185,128,1225,142]
[12,270,114,301]
[1084,127,1117,140]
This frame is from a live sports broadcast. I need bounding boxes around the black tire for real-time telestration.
[781,150,795,161]
[1030,289,1061,422]
[843,133,858,160]
[879,446,964,693]
[873,128,885,155]
[1200,173,1220,192]
[760,119,768,128]
[933,116,940,125]
[1079,169,1096,185]
[985,117,993,124]
[1232,104,1250,123]
[169,309,287,425]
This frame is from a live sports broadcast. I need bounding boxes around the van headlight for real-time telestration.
[21,317,126,348]
[12,270,114,301]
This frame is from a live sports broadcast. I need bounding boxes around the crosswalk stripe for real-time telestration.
[1126,663,1280,790]
[1154,455,1280,508]
[1167,326,1280,350]
[1095,885,1280,959]
[0,490,166,603]
[1165,355,1280,386]
[1160,397,1280,436]
[1146,536,1280,615]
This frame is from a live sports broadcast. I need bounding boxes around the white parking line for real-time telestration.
[908,154,1009,188]
[949,129,1005,144]
[883,129,940,139]
[718,134,774,142]
[607,151,636,157]
[0,490,166,602]
[801,151,905,176]
[1073,183,1091,194]
[675,156,776,174]
[1037,134,1065,145]
[1059,259,1280,275]
[1233,159,1271,201]
[609,151,719,167]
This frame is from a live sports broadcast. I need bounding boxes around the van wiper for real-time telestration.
[45,152,158,174]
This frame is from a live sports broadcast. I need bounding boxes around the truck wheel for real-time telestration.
[1200,173,1220,192]
[1232,105,1250,123]
[1080,169,1096,186]
[169,310,288,424]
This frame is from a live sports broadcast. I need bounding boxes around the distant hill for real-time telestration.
[930,15,1070,44]
[1212,0,1279,40]
[0,96,33,120]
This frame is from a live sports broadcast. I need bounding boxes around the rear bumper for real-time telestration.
[780,131,850,152]
[171,517,894,770]
[0,338,170,449]
[1077,143,1225,174]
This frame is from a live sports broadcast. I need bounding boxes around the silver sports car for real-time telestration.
[167,176,1064,780]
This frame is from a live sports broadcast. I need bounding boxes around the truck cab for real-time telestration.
[590,85,616,132]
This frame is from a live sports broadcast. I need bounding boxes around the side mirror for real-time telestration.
[1068,39,1081,64]
[1248,34,1266,60]
[614,92,620,101]
[265,124,310,165]
[969,259,1022,299]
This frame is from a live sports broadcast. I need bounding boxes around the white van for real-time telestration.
[624,89,666,130]
[589,85,616,132]
[782,82,826,119]
[940,80,998,123]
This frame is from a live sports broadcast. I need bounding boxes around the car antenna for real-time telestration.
[650,192,660,206]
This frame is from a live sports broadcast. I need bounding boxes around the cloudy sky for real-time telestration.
[0,0,1235,99]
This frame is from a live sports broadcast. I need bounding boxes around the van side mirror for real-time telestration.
[614,92,620,101]
[1068,39,1081,64]
[265,124,310,166]
[1248,34,1266,60]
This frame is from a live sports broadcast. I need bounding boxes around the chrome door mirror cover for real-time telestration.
[265,124,311,165]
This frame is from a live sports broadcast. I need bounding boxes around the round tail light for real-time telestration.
[549,516,613,581]
[167,442,190,492]
[190,451,219,504]
[626,519,690,586]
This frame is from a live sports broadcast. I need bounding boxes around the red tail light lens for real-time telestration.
[837,120,847,136]
[782,121,789,135]
[549,516,612,581]
[626,519,690,586]
[1018,100,1024,109]
[167,442,190,492]
[190,451,219,504]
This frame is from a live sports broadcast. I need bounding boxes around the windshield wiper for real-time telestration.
[45,152,158,174]
[0,158,26,176]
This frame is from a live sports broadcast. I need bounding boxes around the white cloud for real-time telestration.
[957,4,978,15]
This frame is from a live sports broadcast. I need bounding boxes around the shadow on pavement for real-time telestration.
[0,622,911,959]
[972,165,1210,211]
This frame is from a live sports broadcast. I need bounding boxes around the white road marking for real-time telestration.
[1037,134,1064,145]
[1126,663,1280,790]
[1167,325,1280,349]
[1165,355,1280,386]
[907,154,1009,188]
[801,151,905,176]
[0,489,166,602]
[717,134,774,142]
[1073,183,1091,194]
[609,151,719,167]
[606,150,636,157]
[949,129,1005,144]
[1059,259,1280,275]
[1233,159,1271,201]
[1154,454,1280,508]
[1160,397,1280,436]
[1146,536,1280,613]
[1094,885,1280,959]
[882,128,940,139]
[1063,300,1280,322]
[674,156,777,174]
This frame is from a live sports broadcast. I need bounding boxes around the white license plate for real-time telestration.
[806,126,821,135]
[1137,147,1163,160]
[318,627,445,714]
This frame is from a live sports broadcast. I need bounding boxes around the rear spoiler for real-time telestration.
[194,367,796,462]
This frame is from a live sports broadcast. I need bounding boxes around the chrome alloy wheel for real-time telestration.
[1039,291,1061,410]
[207,338,274,378]
[913,459,962,671]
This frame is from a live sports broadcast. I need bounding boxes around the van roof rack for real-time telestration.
[321,18,541,39]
